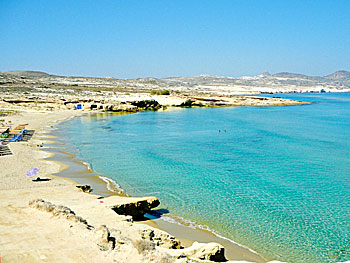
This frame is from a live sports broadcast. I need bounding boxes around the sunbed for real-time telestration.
[17,134,23,141]
[9,134,19,142]
[9,133,23,142]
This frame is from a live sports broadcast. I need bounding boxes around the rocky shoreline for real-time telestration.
[0,70,311,115]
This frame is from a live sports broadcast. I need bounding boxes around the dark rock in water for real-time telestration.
[76,185,92,193]
[104,196,160,219]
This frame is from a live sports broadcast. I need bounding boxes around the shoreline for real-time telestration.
[46,115,268,262]
[1,67,349,262]
[0,97,320,262]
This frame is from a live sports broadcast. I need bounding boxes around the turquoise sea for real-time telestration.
[54,93,350,263]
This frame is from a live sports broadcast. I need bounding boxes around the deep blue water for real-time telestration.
[55,93,350,263]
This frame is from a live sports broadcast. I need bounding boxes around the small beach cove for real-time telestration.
[1,109,257,263]
[50,93,350,263]
[1,93,349,263]
[46,114,268,262]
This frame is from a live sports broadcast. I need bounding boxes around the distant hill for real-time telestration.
[1,69,349,90]
[2,70,51,78]
[325,70,350,80]
[258,72,271,77]
[273,72,308,79]
[0,68,349,93]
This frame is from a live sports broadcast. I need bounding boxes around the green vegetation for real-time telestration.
[131,99,161,111]
[150,89,170,95]
[0,110,16,117]
[160,90,170,95]
[180,99,194,107]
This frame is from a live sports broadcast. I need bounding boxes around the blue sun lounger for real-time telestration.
[9,134,19,142]
[9,133,23,142]
[17,134,23,141]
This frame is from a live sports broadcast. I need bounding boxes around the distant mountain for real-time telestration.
[160,75,233,84]
[258,72,271,77]
[273,72,308,79]
[325,70,350,80]
[2,70,51,78]
[0,68,349,93]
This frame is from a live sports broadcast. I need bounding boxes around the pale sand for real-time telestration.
[0,109,269,263]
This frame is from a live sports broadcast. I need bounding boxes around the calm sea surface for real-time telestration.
[54,93,350,263]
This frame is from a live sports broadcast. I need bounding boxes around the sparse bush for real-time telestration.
[159,90,170,95]
[158,255,174,263]
[131,100,161,111]
[134,240,155,254]
[180,99,194,107]
[150,89,170,95]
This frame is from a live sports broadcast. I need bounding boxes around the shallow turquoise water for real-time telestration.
[55,93,350,263]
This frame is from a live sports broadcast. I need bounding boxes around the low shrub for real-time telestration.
[134,240,155,254]
[150,90,170,95]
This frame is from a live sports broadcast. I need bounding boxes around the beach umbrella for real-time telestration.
[26,168,39,177]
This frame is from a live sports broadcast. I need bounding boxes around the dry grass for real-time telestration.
[134,239,155,254]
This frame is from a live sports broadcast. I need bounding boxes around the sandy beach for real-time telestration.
[0,71,312,262]
[2,1,350,261]
[0,108,275,263]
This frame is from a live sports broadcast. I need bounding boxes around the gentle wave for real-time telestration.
[82,161,92,171]
[158,214,265,259]
[53,93,350,262]
[99,176,125,194]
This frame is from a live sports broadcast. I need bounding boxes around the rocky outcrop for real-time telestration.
[140,228,181,249]
[103,195,160,219]
[29,199,90,227]
[76,184,92,193]
[104,103,138,112]
[95,225,115,251]
[164,241,227,262]
[29,199,228,262]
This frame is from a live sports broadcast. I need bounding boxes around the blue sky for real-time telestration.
[0,0,349,78]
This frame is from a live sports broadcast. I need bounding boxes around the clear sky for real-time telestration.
[0,0,349,78]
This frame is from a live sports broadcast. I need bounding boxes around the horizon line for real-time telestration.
[1,69,349,80]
